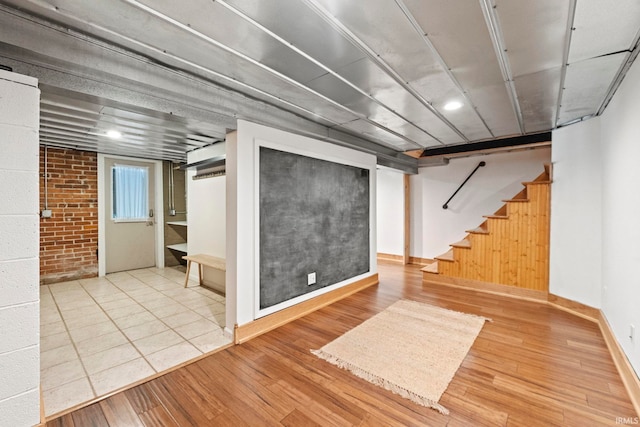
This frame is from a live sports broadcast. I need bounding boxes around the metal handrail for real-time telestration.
[442,161,486,209]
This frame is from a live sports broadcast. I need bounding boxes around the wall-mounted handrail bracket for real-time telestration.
[443,161,486,209]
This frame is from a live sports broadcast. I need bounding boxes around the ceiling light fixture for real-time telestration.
[443,100,463,111]
[106,130,122,139]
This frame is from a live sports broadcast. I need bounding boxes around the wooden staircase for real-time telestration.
[422,164,552,292]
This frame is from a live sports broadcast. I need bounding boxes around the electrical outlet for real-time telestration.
[41,209,52,218]
[630,324,635,341]
[307,272,316,286]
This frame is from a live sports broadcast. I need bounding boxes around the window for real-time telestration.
[112,164,149,221]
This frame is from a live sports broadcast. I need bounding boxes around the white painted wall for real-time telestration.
[550,57,640,376]
[550,119,602,308]
[228,121,377,328]
[410,148,551,259]
[376,167,404,256]
[600,58,640,375]
[187,143,226,291]
[0,70,41,426]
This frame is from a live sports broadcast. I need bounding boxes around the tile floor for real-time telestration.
[40,266,231,417]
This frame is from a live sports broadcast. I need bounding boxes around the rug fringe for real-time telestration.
[311,349,450,415]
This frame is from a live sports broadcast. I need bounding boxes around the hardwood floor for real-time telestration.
[45,262,637,426]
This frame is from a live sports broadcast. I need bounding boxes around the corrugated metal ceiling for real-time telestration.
[0,0,638,163]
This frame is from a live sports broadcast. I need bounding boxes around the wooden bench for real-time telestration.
[182,254,226,288]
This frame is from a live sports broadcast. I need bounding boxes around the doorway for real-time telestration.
[98,155,165,275]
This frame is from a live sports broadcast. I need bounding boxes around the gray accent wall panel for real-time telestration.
[259,147,370,309]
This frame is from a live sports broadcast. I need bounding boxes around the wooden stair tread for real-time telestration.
[502,198,529,203]
[435,249,454,262]
[466,226,489,234]
[484,214,508,219]
[523,180,552,185]
[451,239,471,249]
[421,262,439,274]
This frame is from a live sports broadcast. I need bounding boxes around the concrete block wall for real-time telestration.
[0,70,41,426]
[39,147,98,284]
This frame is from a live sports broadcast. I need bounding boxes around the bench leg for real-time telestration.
[198,263,204,286]
[184,260,192,288]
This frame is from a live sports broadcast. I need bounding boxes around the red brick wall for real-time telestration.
[40,147,98,284]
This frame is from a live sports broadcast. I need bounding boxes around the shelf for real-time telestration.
[166,243,187,253]
[180,155,225,171]
[167,221,187,226]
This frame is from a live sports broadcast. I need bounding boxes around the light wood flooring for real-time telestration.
[46,261,637,426]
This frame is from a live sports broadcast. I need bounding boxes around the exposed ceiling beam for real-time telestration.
[479,0,525,134]
[597,28,640,116]
[554,0,578,128]
[420,132,551,157]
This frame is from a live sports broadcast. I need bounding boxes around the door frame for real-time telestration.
[97,154,165,276]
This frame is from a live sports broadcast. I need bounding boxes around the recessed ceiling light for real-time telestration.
[444,101,463,111]
[106,130,122,139]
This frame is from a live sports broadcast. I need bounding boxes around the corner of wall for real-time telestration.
[598,55,640,377]
[549,119,603,309]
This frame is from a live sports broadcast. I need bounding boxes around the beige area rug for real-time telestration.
[311,299,490,414]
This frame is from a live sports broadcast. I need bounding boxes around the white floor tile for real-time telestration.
[49,281,83,293]
[140,296,176,310]
[81,343,141,375]
[174,318,219,340]
[41,320,67,338]
[98,297,138,312]
[78,277,112,287]
[130,290,166,304]
[192,302,225,318]
[176,294,217,308]
[40,293,55,306]
[127,286,160,298]
[189,328,231,353]
[160,289,186,298]
[41,344,79,370]
[112,311,157,329]
[145,341,201,372]
[148,302,189,319]
[89,357,155,396]
[122,319,169,341]
[104,303,148,319]
[40,308,63,325]
[148,281,181,291]
[64,311,111,330]
[43,377,95,417]
[210,312,226,327]
[54,297,97,311]
[41,330,72,352]
[68,320,119,343]
[133,329,184,356]
[41,358,86,391]
[92,291,131,304]
[81,282,120,296]
[59,304,103,322]
[40,265,227,417]
[75,330,129,357]
[161,310,203,329]
[114,281,148,292]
